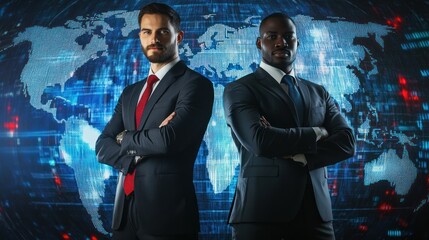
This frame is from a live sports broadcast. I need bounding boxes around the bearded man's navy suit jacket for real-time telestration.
[96,61,214,234]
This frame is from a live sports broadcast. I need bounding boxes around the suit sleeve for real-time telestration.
[95,90,134,173]
[306,87,355,170]
[223,81,318,158]
[120,76,214,157]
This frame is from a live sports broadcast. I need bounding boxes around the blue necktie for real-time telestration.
[281,75,304,124]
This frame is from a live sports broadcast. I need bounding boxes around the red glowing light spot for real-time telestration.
[90,235,98,240]
[61,233,71,240]
[399,76,407,85]
[3,115,19,133]
[358,224,368,232]
[3,122,18,131]
[378,202,392,212]
[385,190,395,195]
[387,16,403,30]
[398,218,408,228]
[401,89,409,100]
[329,179,338,196]
[54,174,62,187]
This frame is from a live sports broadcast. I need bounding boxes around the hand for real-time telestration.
[313,127,329,141]
[319,127,329,140]
[159,112,176,128]
[281,154,307,166]
[116,130,127,145]
[260,115,271,128]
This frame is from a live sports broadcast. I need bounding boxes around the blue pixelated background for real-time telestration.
[1,0,429,239]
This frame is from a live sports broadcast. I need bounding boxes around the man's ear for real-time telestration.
[177,30,184,44]
[256,37,261,50]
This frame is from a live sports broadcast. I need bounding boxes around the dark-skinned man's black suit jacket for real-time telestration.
[95,61,214,234]
[223,67,355,224]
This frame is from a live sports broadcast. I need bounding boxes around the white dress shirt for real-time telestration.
[137,57,180,102]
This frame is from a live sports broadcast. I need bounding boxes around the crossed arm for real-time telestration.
[116,112,176,145]
[259,116,329,166]
[96,77,214,173]
[223,82,355,170]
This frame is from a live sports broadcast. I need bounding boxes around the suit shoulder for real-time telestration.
[298,77,320,86]
[178,67,214,91]
[225,72,257,89]
[299,77,326,90]
[185,67,210,81]
[120,80,142,95]
[182,67,213,89]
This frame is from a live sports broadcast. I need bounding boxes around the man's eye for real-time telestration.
[160,30,170,34]
[141,30,150,35]
[267,35,276,39]
[286,34,297,40]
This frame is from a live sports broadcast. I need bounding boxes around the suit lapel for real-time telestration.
[130,81,145,129]
[296,77,311,126]
[137,61,187,129]
[255,68,300,125]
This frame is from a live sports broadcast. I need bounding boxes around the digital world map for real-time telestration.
[1,0,428,239]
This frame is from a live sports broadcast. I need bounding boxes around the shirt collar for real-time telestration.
[259,61,296,84]
[148,57,180,80]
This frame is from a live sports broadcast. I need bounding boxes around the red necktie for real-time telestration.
[124,75,159,196]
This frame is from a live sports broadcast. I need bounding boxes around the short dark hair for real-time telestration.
[138,2,181,31]
[259,12,296,34]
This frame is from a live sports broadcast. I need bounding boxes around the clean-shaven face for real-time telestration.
[257,16,299,72]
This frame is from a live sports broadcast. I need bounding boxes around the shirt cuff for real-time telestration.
[312,127,321,141]
[292,154,307,166]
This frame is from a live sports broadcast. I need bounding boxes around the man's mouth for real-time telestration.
[148,45,163,51]
[272,49,290,57]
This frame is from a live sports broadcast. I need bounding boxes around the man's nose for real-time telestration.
[150,33,160,44]
[275,37,288,47]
